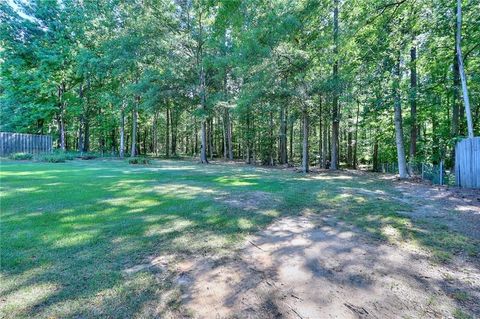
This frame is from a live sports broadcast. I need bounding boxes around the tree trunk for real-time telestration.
[322,106,328,167]
[409,44,418,168]
[208,118,214,160]
[57,83,66,151]
[120,107,125,158]
[289,115,294,161]
[432,103,440,164]
[331,109,340,169]
[194,117,199,156]
[269,111,274,166]
[347,113,353,167]
[142,127,147,155]
[153,110,158,156]
[223,108,233,160]
[450,50,461,167]
[165,106,170,157]
[373,137,379,172]
[83,118,90,152]
[57,114,65,151]
[199,63,208,163]
[318,95,323,167]
[126,132,130,155]
[185,131,190,155]
[223,110,228,160]
[456,0,474,138]
[393,56,409,178]
[37,119,44,135]
[331,0,340,170]
[452,51,461,138]
[302,106,309,173]
[228,119,233,160]
[353,100,360,169]
[78,116,83,152]
[130,99,138,157]
[246,111,252,164]
[252,115,257,163]
[197,7,208,164]
[279,104,287,164]
[77,84,84,152]
[171,108,177,155]
[200,119,208,163]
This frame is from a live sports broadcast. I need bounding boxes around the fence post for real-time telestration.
[439,160,444,185]
[421,163,424,180]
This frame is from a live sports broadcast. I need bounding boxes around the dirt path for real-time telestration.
[171,177,480,319]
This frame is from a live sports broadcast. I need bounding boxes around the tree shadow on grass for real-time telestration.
[1,162,288,318]
[1,161,479,318]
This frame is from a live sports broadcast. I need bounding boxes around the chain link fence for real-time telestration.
[380,161,455,186]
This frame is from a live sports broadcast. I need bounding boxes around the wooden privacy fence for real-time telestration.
[0,132,52,156]
[455,137,480,188]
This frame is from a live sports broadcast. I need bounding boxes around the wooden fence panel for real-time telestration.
[0,132,53,156]
[455,137,480,188]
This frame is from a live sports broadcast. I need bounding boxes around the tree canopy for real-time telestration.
[1,0,479,170]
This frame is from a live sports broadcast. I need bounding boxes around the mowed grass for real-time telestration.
[0,159,477,318]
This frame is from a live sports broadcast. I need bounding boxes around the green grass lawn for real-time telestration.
[0,159,477,318]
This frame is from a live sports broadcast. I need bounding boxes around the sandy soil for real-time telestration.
[178,214,478,319]
[393,179,480,240]
[131,173,480,318]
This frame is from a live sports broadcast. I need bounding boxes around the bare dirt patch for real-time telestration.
[164,212,479,318]
[392,179,480,240]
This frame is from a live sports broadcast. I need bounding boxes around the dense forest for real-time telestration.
[1,0,479,173]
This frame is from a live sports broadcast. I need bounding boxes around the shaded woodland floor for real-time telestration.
[1,159,479,318]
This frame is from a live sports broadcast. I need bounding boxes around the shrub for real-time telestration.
[39,154,67,163]
[80,155,97,160]
[9,152,33,160]
[52,150,76,160]
[79,153,97,160]
[128,157,151,165]
[64,153,76,160]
